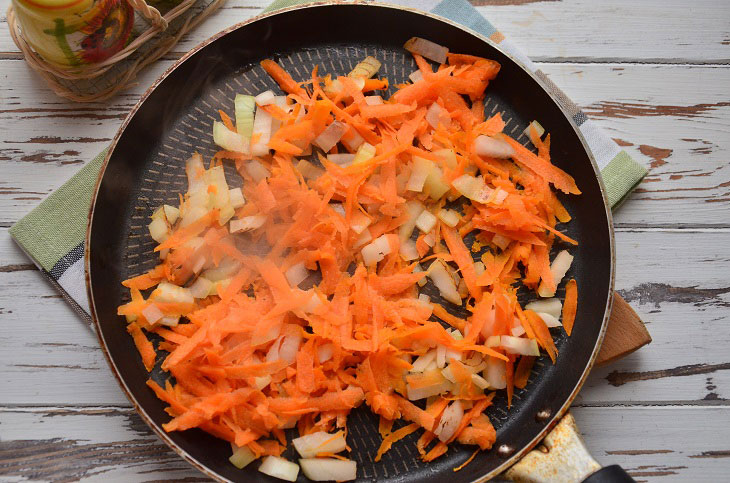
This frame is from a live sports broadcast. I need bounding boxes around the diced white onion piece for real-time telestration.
[525,298,562,318]
[148,217,169,243]
[423,233,435,247]
[293,431,347,458]
[511,325,526,337]
[427,259,461,305]
[434,148,457,169]
[474,135,514,159]
[406,156,432,192]
[426,102,447,129]
[314,121,347,152]
[265,336,282,362]
[258,455,299,482]
[341,129,364,152]
[437,209,460,227]
[413,263,427,287]
[278,332,302,364]
[213,121,249,153]
[251,107,273,156]
[246,159,270,183]
[230,215,266,233]
[350,211,372,234]
[538,250,574,297]
[185,153,205,192]
[352,142,376,165]
[353,228,373,249]
[190,277,213,299]
[435,400,463,442]
[364,95,383,105]
[361,234,392,266]
[317,343,334,363]
[296,159,324,180]
[299,458,357,482]
[538,312,562,328]
[191,255,207,274]
[152,282,194,304]
[331,203,346,217]
[436,344,447,368]
[400,239,419,261]
[491,233,511,250]
[398,200,424,241]
[485,357,507,389]
[228,188,245,209]
[142,304,164,325]
[254,375,272,390]
[160,316,180,328]
[411,350,436,372]
[406,369,452,400]
[471,373,489,390]
[327,153,356,166]
[415,210,437,233]
[418,293,432,304]
[254,90,276,105]
[349,55,381,79]
[285,262,309,287]
[201,258,240,282]
[234,94,256,140]
[163,204,179,225]
[474,261,486,276]
[485,335,501,347]
[302,291,323,314]
[441,364,455,383]
[229,444,256,469]
[524,120,545,139]
[492,188,509,205]
[449,328,464,340]
[424,163,451,200]
[409,69,424,83]
[451,174,492,203]
[501,335,540,356]
[404,37,448,64]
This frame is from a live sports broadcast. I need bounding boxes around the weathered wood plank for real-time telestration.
[0,405,728,481]
[1,0,728,63]
[1,229,727,406]
[1,61,728,225]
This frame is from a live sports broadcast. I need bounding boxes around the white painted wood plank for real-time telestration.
[1,405,728,481]
[1,0,728,63]
[1,229,728,405]
[1,62,728,225]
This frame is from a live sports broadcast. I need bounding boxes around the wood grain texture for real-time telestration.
[596,293,652,366]
[1,0,729,479]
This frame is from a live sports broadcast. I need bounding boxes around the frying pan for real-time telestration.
[86,2,618,481]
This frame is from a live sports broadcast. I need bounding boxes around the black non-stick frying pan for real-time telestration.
[86,3,616,481]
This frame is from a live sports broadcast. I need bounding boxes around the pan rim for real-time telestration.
[85,2,616,481]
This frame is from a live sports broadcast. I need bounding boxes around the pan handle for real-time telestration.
[503,411,635,482]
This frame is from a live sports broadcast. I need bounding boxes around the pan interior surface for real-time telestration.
[88,4,613,482]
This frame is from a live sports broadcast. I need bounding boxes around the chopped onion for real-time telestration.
[278,331,302,364]
[409,70,424,83]
[327,153,356,166]
[364,95,383,105]
[501,335,540,356]
[423,233,435,247]
[485,335,500,347]
[434,400,463,442]
[296,159,324,180]
[352,142,376,165]
[228,188,245,209]
[406,369,452,400]
[142,304,163,325]
[474,135,514,159]
[254,90,276,105]
[491,188,509,205]
[424,163,451,200]
[525,298,562,318]
[245,159,270,182]
[434,148,457,169]
[415,210,437,233]
[436,344,446,368]
[451,174,491,203]
[190,277,213,299]
[437,209,460,227]
[406,156,432,192]
[234,94,256,140]
[427,259,461,305]
[353,228,372,248]
[361,234,392,266]
[349,55,381,79]
[152,282,194,304]
[254,375,272,390]
[148,217,169,243]
[314,121,347,152]
[511,324,526,337]
[341,129,364,152]
[537,312,562,328]
[524,120,545,139]
[251,107,273,156]
[398,200,424,241]
[484,357,507,389]
[285,262,309,287]
[229,444,256,469]
[213,121,249,153]
[474,261,486,276]
[230,215,266,233]
[160,316,179,326]
[350,211,372,234]
[399,239,419,261]
[413,263,427,287]
[331,203,346,217]
[163,204,179,224]
[191,255,207,274]
[258,455,299,482]
[299,458,356,482]
[302,291,323,314]
[185,153,205,192]
[411,350,436,372]
[317,343,334,363]
[293,431,347,458]
[538,250,574,297]
[201,258,240,281]
[471,373,489,390]
[265,336,283,362]
[426,102,449,129]
[404,37,448,64]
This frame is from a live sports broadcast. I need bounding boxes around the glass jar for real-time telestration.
[13,0,134,68]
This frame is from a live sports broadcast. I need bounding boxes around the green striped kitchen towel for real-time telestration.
[9,0,648,326]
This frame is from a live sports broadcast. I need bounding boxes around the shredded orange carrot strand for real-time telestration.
[562,279,578,336]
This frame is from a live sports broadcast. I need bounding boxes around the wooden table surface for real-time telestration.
[1,0,729,481]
